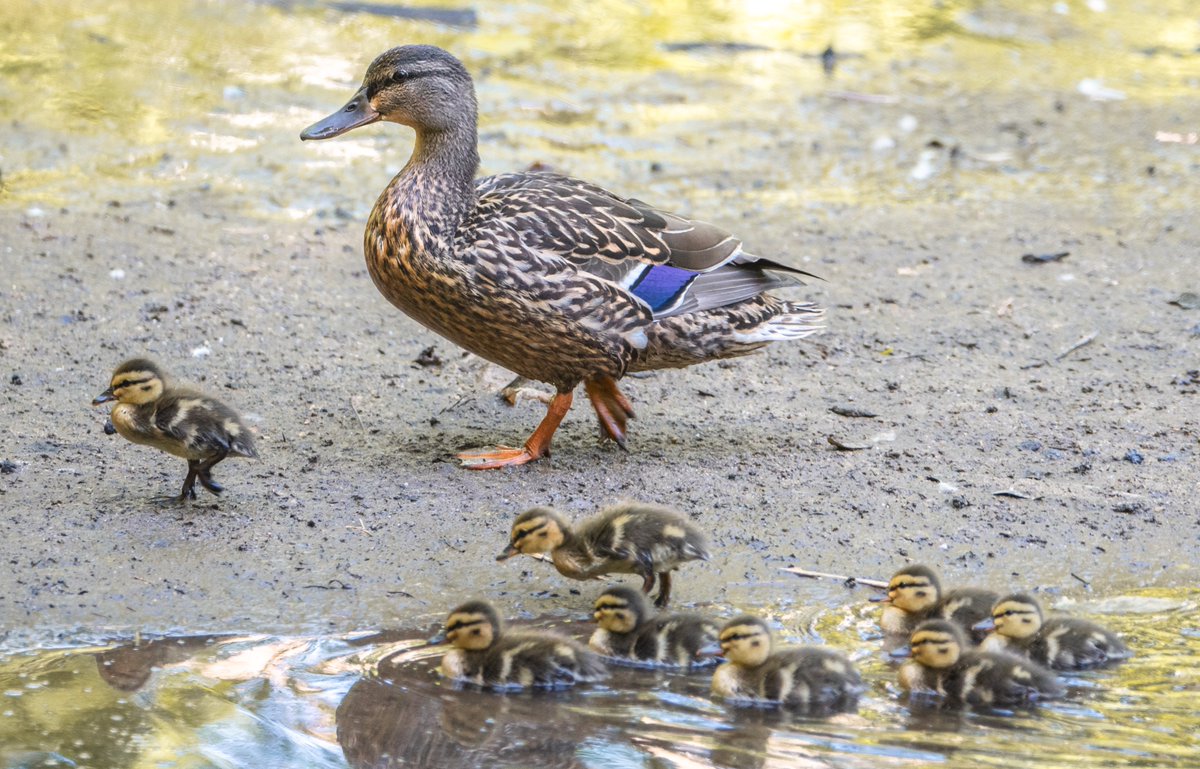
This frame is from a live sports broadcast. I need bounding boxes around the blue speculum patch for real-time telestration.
[629,264,697,313]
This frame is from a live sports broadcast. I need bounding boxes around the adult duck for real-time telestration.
[301,45,822,468]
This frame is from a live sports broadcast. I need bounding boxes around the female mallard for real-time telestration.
[974,593,1132,670]
[93,358,258,500]
[300,45,822,469]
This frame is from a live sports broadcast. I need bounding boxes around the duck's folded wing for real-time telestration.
[474,172,815,319]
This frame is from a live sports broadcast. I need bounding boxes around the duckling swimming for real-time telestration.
[709,615,863,712]
[898,619,1064,707]
[589,585,719,668]
[300,45,822,469]
[497,503,709,608]
[975,593,1132,670]
[93,358,257,500]
[873,564,997,640]
[433,600,607,689]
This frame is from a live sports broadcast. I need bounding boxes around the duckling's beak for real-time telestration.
[889,646,913,659]
[300,86,380,141]
[426,629,448,645]
[972,616,996,632]
[869,594,891,604]
[495,544,520,562]
[92,387,115,405]
[696,641,724,659]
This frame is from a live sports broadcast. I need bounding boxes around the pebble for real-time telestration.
[109,269,126,280]
[1124,449,1144,465]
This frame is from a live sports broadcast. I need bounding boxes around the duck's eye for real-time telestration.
[391,70,408,84]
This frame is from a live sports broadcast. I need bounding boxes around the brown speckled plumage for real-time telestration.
[301,45,822,468]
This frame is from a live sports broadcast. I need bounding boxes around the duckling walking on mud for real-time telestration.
[497,503,709,608]
[300,45,822,469]
[709,615,863,712]
[432,599,607,689]
[589,585,720,668]
[93,358,258,500]
[975,593,1132,670]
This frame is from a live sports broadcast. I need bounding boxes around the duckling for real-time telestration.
[709,615,863,712]
[301,45,823,469]
[872,564,997,640]
[974,593,1132,670]
[92,358,257,500]
[432,600,608,689]
[496,503,709,608]
[897,619,1064,707]
[589,585,720,668]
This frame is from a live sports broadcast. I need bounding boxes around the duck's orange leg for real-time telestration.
[458,391,573,469]
[584,375,635,449]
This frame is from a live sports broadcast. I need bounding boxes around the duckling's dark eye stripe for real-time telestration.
[446,618,483,634]
[115,377,152,388]
[512,522,547,544]
[721,631,763,642]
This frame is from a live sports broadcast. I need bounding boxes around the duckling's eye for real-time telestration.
[471,628,481,636]
[750,640,760,647]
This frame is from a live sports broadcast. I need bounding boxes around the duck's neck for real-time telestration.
[379,122,479,250]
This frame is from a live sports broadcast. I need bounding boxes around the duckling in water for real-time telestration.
[433,600,607,689]
[897,619,1064,707]
[93,358,257,500]
[497,503,709,608]
[300,45,823,469]
[873,564,997,640]
[589,585,720,668]
[974,593,1132,670]
[709,615,863,712]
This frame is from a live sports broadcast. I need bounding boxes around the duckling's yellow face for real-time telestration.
[502,513,565,558]
[593,594,640,634]
[443,609,496,652]
[990,598,1043,639]
[719,620,772,668]
[909,626,962,669]
[94,365,164,407]
[885,571,940,614]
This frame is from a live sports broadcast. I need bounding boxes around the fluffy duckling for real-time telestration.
[589,585,720,668]
[433,600,608,689]
[873,564,997,640]
[709,615,863,712]
[93,358,257,500]
[898,619,1064,707]
[975,593,1132,670]
[496,503,709,608]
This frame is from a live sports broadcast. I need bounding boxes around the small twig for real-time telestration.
[1055,332,1097,361]
[827,435,872,451]
[303,579,351,590]
[347,397,366,433]
[1070,572,1090,587]
[781,566,888,590]
[345,517,370,535]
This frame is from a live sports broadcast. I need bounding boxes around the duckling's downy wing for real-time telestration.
[473,172,815,320]
[154,392,257,458]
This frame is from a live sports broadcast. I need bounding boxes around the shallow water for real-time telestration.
[2,589,1196,769]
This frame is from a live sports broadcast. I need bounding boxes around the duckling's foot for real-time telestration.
[459,391,573,470]
[199,474,224,495]
[653,571,672,609]
[584,375,635,449]
[180,464,200,501]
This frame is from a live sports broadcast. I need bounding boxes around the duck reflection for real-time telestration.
[94,635,220,692]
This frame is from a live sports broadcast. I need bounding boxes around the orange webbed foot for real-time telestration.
[458,445,545,470]
[585,375,636,449]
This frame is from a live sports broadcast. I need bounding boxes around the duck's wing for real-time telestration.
[153,392,257,458]
[473,172,815,319]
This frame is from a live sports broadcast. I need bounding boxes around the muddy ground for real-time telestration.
[2,95,1199,647]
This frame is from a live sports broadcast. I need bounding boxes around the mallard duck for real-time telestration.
[299,45,822,469]
[588,585,720,668]
[496,502,709,608]
[872,564,997,640]
[431,599,607,689]
[974,593,1132,670]
[92,358,257,500]
[897,619,1064,707]
[709,615,863,711]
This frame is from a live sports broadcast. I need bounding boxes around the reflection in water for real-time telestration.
[1,590,1194,769]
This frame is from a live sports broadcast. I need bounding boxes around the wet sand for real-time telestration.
[2,80,1199,645]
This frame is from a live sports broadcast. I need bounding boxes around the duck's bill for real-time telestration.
[889,646,913,659]
[495,544,520,562]
[92,388,115,405]
[696,641,724,659]
[972,616,996,632]
[426,630,447,645]
[300,87,380,141]
[869,595,891,604]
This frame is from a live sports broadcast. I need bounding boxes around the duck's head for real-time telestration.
[592,585,650,634]
[975,593,1044,639]
[93,358,166,407]
[718,615,774,668]
[873,564,942,614]
[300,45,476,141]
[907,619,965,669]
[496,507,567,560]
[435,600,501,651]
